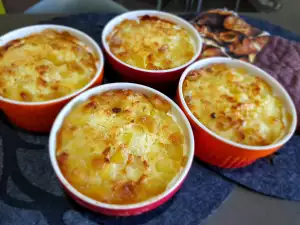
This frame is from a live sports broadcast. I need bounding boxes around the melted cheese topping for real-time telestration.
[0,29,97,102]
[107,15,195,70]
[56,90,187,204]
[183,64,292,146]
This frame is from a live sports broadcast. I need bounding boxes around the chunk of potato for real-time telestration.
[125,166,143,182]
[149,95,171,112]
[156,159,176,173]
[111,149,127,164]
[166,144,184,161]
[143,177,166,195]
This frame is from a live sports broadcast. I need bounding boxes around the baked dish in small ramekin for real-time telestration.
[177,57,297,168]
[49,83,194,216]
[102,10,202,91]
[0,25,104,132]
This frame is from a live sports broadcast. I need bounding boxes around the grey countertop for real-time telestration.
[0,14,299,225]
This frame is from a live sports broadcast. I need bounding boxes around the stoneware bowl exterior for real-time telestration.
[101,10,203,91]
[49,82,194,216]
[177,57,297,168]
[0,25,104,132]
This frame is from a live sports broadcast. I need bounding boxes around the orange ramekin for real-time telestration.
[177,57,297,168]
[49,83,194,216]
[101,10,203,92]
[0,25,104,132]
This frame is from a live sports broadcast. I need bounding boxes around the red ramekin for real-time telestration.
[49,82,194,216]
[101,10,203,92]
[0,25,104,132]
[177,57,297,168]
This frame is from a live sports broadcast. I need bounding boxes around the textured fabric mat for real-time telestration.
[214,135,300,201]
[0,13,234,225]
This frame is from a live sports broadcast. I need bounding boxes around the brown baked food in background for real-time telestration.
[191,9,270,63]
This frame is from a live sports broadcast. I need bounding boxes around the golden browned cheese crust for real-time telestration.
[0,29,97,102]
[56,90,186,204]
[183,64,292,146]
[107,15,195,70]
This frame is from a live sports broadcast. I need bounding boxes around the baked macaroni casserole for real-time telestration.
[107,15,195,70]
[0,29,97,102]
[56,90,187,204]
[183,64,291,146]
